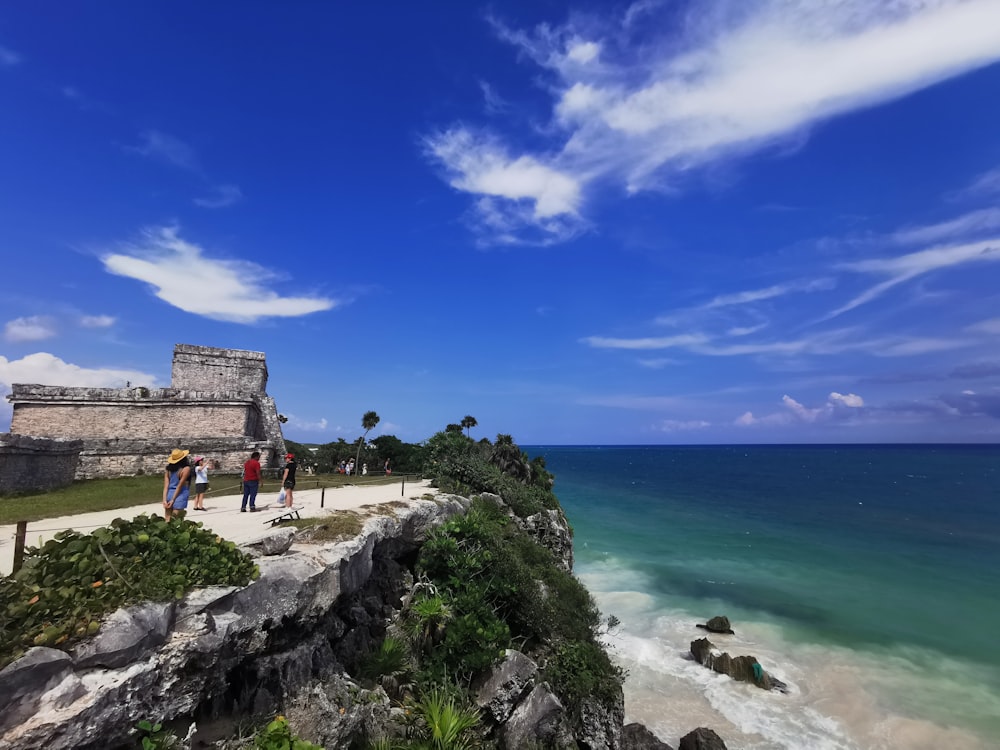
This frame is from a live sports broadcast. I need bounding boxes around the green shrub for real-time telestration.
[541,640,625,721]
[254,716,323,750]
[0,514,258,668]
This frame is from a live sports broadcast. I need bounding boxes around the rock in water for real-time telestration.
[695,615,734,634]
[678,727,728,750]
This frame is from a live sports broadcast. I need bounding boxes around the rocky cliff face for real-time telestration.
[0,492,628,750]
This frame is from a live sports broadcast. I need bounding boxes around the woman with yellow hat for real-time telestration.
[163,448,192,521]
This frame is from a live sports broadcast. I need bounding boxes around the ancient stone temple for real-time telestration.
[5,344,286,480]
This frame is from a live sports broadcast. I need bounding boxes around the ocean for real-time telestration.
[528,445,1000,750]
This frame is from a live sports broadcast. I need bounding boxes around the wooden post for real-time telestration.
[401,475,405,497]
[12,520,28,575]
[320,486,325,508]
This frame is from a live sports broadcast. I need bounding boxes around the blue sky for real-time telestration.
[2,1,1000,446]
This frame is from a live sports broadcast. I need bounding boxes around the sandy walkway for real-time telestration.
[0,478,436,576]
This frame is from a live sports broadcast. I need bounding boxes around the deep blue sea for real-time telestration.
[528,445,1000,750]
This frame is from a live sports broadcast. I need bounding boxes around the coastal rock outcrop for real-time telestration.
[696,615,735,634]
[622,722,675,749]
[690,637,788,692]
[679,726,728,750]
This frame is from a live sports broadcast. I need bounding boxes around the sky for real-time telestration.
[2,1,1000,446]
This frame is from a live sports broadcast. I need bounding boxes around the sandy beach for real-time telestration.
[0,478,436,576]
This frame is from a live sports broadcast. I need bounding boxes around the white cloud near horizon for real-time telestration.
[284,414,329,432]
[0,352,159,389]
[194,184,243,209]
[100,226,337,323]
[737,390,864,426]
[4,316,57,342]
[430,0,1000,243]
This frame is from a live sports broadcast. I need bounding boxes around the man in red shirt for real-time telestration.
[241,450,262,512]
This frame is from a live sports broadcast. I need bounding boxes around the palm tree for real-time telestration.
[354,410,380,479]
[460,415,477,439]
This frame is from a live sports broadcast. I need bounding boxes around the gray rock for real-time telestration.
[678,727,728,750]
[501,683,575,750]
[72,601,176,669]
[575,694,624,750]
[0,648,75,732]
[476,649,538,724]
[690,638,787,692]
[696,616,734,634]
[622,722,675,750]
[242,527,296,557]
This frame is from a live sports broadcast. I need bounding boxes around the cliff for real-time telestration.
[0,491,634,749]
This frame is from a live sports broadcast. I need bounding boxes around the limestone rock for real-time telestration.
[690,638,787,692]
[622,722,675,750]
[0,648,75,733]
[501,683,575,750]
[72,601,176,669]
[696,616,734,634]
[476,649,539,724]
[678,727,728,750]
[575,694,625,750]
[241,527,296,557]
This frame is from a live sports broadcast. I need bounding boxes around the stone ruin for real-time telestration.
[2,344,286,488]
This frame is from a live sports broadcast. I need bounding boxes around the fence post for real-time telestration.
[321,486,325,508]
[12,520,28,575]
[401,475,405,497]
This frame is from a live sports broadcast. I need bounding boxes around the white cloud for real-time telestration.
[951,165,1000,200]
[194,184,243,208]
[285,414,328,432]
[79,314,116,328]
[426,128,583,217]
[892,208,1000,245]
[967,318,1000,335]
[829,391,864,408]
[637,357,676,369]
[4,316,57,342]
[0,44,21,66]
[125,130,199,171]
[582,333,709,350]
[827,237,1000,320]
[0,352,158,388]
[657,418,710,431]
[433,1,1000,243]
[479,81,509,114]
[703,277,834,309]
[100,225,337,323]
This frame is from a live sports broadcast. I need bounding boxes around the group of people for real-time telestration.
[161,448,297,520]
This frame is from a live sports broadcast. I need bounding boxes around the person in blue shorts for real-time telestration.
[163,448,192,521]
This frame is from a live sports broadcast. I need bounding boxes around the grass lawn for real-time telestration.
[0,472,414,525]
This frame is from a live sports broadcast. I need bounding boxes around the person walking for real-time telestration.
[279,452,296,508]
[163,449,192,521]
[192,456,209,511]
[241,450,262,512]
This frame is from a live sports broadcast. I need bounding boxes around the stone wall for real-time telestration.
[0,434,82,495]
[10,388,261,441]
[5,344,287,479]
[171,344,268,393]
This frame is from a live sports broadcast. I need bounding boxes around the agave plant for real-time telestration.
[413,688,479,750]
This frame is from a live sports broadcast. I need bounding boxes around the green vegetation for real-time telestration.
[254,716,323,750]
[283,512,365,543]
[0,475,165,524]
[136,720,180,750]
[353,428,623,744]
[0,514,258,668]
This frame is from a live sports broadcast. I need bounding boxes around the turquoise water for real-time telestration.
[530,445,1000,750]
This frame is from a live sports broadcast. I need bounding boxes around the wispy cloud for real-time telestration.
[125,130,199,171]
[100,226,337,323]
[577,394,683,410]
[892,208,1000,245]
[949,165,1000,201]
[737,390,865,426]
[79,314,116,328]
[702,278,834,309]
[581,333,710,350]
[4,316,57,342]
[479,81,510,115]
[828,238,1000,319]
[284,414,329,432]
[657,418,711,431]
[0,44,21,67]
[194,184,243,209]
[429,1,1000,243]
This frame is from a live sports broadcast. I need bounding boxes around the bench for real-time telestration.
[263,506,303,527]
